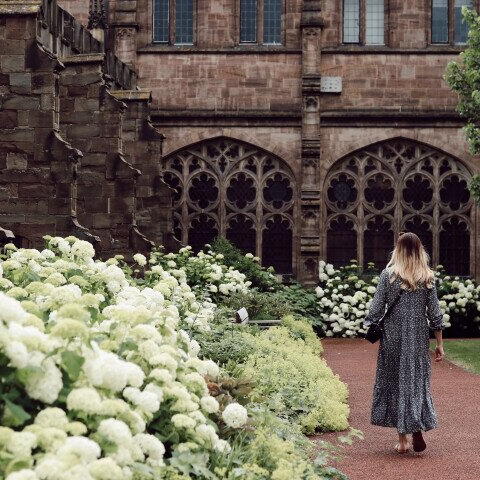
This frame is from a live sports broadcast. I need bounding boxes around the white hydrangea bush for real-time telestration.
[0,237,251,480]
[146,246,252,300]
[316,261,480,338]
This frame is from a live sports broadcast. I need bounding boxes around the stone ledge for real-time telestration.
[109,22,139,30]
[138,45,302,55]
[110,90,151,102]
[322,46,465,55]
[61,53,105,65]
[0,0,41,15]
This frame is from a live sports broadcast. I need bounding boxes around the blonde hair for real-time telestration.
[386,232,435,290]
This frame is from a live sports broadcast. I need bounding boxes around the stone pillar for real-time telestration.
[299,1,324,284]
[59,54,138,257]
[88,0,108,43]
[109,0,138,68]
[110,90,175,253]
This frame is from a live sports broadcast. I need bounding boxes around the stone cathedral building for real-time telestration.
[1,0,479,284]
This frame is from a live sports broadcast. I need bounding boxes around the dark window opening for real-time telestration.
[327,215,357,267]
[262,215,292,273]
[153,0,194,44]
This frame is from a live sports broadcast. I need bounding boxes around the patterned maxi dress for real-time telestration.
[365,268,445,434]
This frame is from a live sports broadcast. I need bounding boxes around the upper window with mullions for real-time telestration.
[343,0,385,45]
[240,0,283,45]
[432,0,475,45]
[153,0,194,45]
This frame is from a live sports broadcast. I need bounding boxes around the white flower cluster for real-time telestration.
[148,248,253,302]
[316,261,480,338]
[316,261,372,338]
[435,271,480,328]
[221,403,248,429]
[0,237,236,480]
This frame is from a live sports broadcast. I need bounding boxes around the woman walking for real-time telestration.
[365,232,445,454]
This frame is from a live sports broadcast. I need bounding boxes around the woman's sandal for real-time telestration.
[394,443,410,454]
[412,432,427,452]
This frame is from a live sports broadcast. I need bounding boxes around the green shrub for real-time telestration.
[210,237,280,292]
[275,283,326,329]
[241,322,349,434]
[210,406,347,480]
[192,312,256,368]
[220,290,292,321]
[281,315,323,356]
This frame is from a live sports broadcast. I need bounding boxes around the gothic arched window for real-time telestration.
[324,139,473,275]
[161,137,295,273]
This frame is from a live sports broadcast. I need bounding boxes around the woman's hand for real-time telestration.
[434,344,444,362]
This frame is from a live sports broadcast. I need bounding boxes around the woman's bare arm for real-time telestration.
[434,329,444,362]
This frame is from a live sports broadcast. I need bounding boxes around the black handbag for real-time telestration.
[365,290,403,344]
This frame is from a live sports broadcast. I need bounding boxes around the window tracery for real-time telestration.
[161,137,295,273]
[324,139,473,274]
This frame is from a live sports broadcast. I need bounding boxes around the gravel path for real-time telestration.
[314,339,480,480]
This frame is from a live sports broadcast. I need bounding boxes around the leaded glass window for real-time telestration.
[324,139,473,275]
[240,0,257,42]
[175,0,193,44]
[161,137,295,273]
[239,0,283,45]
[431,0,475,45]
[343,0,360,43]
[343,0,385,45]
[152,0,194,45]
[432,0,449,43]
[153,0,169,43]
[264,0,282,44]
[365,0,384,45]
[455,0,473,43]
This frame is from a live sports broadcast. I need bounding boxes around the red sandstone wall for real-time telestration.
[319,127,474,172]
[57,0,90,26]
[159,126,302,172]
[137,52,302,110]
[320,53,459,110]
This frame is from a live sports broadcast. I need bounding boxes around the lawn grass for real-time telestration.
[430,339,480,374]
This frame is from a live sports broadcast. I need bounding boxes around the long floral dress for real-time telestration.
[365,268,445,434]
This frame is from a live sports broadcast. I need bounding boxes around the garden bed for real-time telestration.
[0,237,351,480]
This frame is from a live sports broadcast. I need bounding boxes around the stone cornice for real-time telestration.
[150,109,302,127]
[321,109,465,127]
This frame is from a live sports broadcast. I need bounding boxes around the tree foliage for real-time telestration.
[445,7,480,201]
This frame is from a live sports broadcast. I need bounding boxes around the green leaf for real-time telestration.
[119,340,138,356]
[5,458,33,476]
[26,272,41,282]
[61,351,85,382]
[67,269,84,278]
[88,307,99,323]
[3,398,31,426]
[15,366,42,385]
